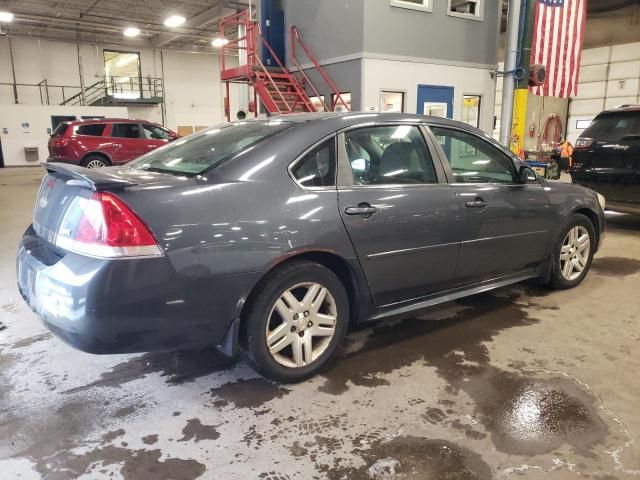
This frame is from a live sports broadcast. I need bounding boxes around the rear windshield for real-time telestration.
[129,121,292,175]
[51,123,69,137]
[582,111,640,142]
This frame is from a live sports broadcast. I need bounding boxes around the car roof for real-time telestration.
[66,118,156,125]
[256,111,467,129]
[598,104,640,115]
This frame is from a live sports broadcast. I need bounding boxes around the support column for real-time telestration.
[499,0,522,147]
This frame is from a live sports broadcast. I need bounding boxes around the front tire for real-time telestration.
[243,260,349,383]
[549,213,596,290]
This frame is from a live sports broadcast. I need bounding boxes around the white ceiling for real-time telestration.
[0,0,254,51]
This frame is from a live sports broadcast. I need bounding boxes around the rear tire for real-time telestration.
[242,260,349,383]
[548,213,596,290]
[82,155,109,169]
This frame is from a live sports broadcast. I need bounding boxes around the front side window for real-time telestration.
[390,0,432,12]
[130,121,292,176]
[143,124,169,140]
[75,124,105,136]
[291,138,336,188]
[430,126,515,184]
[111,123,141,139]
[344,125,437,185]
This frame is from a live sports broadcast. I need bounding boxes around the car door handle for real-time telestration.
[465,198,488,209]
[345,204,378,216]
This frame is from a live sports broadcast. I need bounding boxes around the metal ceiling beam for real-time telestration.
[149,3,225,49]
[12,13,212,41]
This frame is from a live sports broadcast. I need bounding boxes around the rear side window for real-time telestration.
[51,123,69,137]
[291,138,336,187]
[111,123,141,139]
[129,121,292,176]
[582,112,640,141]
[75,124,105,136]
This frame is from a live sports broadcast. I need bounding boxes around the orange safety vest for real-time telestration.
[561,142,573,158]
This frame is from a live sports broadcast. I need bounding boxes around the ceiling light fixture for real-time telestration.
[123,27,140,37]
[0,11,14,22]
[164,15,186,28]
[211,37,229,48]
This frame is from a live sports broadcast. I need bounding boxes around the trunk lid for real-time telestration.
[33,163,186,247]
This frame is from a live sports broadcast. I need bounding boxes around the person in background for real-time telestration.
[560,138,574,173]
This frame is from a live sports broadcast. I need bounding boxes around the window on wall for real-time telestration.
[380,91,405,112]
[332,92,351,112]
[448,0,483,20]
[390,0,432,12]
[309,95,326,112]
[462,95,481,128]
[104,50,142,99]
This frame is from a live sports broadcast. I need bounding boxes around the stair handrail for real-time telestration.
[255,24,315,112]
[290,26,350,112]
[60,79,103,105]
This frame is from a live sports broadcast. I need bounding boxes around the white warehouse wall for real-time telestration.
[362,58,497,134]
[567,42,640,142]
[0,37,239,131]
[494,42,640,145]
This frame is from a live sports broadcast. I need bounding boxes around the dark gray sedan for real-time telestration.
[17,113,605,382]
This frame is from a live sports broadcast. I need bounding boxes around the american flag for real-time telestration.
[530,0,587,98]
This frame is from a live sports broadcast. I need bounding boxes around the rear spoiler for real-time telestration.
[41,162,137,191]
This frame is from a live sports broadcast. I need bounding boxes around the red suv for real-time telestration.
[48,119,180,168]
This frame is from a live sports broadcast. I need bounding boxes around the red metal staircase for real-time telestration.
[220,10,350,119]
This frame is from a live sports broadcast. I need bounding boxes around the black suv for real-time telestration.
[571,105,640,214]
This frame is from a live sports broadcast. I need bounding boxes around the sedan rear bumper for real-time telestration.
[17,226,261,354]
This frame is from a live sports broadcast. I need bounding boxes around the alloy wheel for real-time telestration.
[265,282,337,368]
[86,159,107,169]
[559,225,590,281]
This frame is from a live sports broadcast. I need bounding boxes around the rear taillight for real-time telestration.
[56,192,162,258]
[574,138,594,149]
[51,138,70,147]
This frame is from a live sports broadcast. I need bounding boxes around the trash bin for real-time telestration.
[24,146,39,163]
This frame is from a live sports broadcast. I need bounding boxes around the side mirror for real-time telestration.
[516,165,537,184]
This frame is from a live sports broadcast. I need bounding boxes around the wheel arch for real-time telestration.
[237,251,367,345]
[81,151,112,166]
[572,207,601,249]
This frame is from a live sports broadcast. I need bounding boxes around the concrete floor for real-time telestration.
[1,167,640,480]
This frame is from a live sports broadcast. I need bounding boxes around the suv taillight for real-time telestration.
[56,192,162,258]
[574,138,594,149]
[51,138,70,147]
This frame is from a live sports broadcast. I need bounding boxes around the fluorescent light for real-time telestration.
[0,11,14,22]
[211,37,229,48]
[123,27,140,37]
[164,15,185,27]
